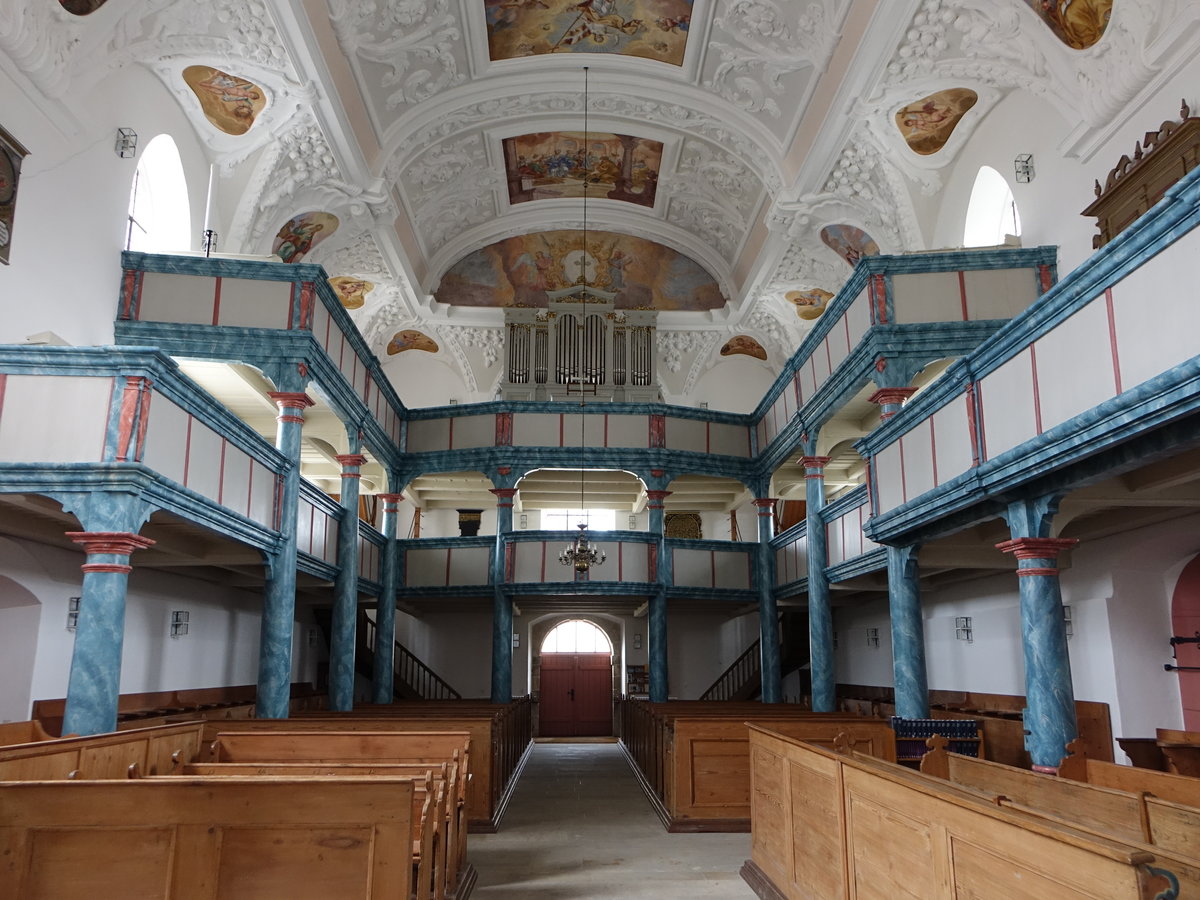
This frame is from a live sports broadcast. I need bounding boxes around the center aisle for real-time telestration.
[470,741,756,899]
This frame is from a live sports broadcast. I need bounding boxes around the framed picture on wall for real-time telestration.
[0,124,30,266]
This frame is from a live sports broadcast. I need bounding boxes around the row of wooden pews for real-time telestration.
[0,698,534,899]
[618,698,896,831]
[742,724,1200,900]
[1120,728,1200,775]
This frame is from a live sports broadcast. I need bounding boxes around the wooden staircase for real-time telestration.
[700,610,809,701]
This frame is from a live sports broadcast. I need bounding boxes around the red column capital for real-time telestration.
[378,493,404,506]
[868,387,919,420]
[995,537,1079,576]
[752,498,777,514]
[66,531,155,574]
[645,490,672,509]
[490,488,519,506]
[267,391,314,424]
[800,456,831,474]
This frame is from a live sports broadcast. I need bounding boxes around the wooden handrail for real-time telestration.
[358,610,461,700]
[699,638,761,701]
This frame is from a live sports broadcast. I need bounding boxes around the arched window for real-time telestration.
[541,619,612,654]
[963,165,1021,247]
[126,134,191,253]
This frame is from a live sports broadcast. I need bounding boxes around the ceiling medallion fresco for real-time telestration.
[1024,0,1112,50]
[785,288,834,321]
[895,88,978,156]
[437,230,723,311]
[820,224,880,267]
[504,132,661,208]
[272,212,339,263]
[329,276,375,310]
[59,0,108,14]
[720,336,766,360]
[183,66,267,136]
[387,330,439,355]
[485,0,693,64]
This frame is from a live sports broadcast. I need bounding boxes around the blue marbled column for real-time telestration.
[647,488,671,702]
[887,544,929,718]
[329,451,366,712]
[257,391,313,719]
[371,492,402,704]
[997,534,1079,772]
[490,485,518,704]
[62,532,155,735]
[754,497,782,703]
[803,456,834,711]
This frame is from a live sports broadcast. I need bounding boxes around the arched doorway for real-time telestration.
[1171,556,1200,729]
[539,619,613,737]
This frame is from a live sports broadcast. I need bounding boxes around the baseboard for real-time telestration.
[617,740,673,831]
[740,860,788,900]
[487,739,535,831]
[667,817,751,833]
[450,863,478,900]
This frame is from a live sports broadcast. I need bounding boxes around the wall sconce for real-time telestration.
[698,401,709,409]
[628,514,637,530]
[448,398,459,405]
[66,596,80,631]
[519,513,528,529]
[955,616,973,643]
[865,627,879,648]
[512,632,520,648]
[307,627,318,647]
[1062,605,1072,638]
[115,127,138,159]
[633,633,643,650]
[1014,153,1035,183]
[170,610,190,638]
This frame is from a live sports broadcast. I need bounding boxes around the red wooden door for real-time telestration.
[539,653,613,737]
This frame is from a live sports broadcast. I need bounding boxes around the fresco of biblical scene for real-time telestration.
[0,124,29,267]
[272,212,338,263]
[1024,0,1112,50]
[184,66,267,136]
[59,0,108,14]
[329,276,375,310]
[720,336,767,360]
[820,224,880,268]
[785,288,834,321]
[436,230,723,311]
[895,88,978,155]
[485,0,693,65]
[387,330,439,355]
[505,132,661,208]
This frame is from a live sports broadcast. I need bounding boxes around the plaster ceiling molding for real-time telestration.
[163,0,293,70]
[329,0,466,120]
[703,0,844,131]
[0,0,118,100]
[661,189,744,264]
[401,134,489,209]
[818,131,921,251]
[356,283,413,352]
[324,230,393,279]
[411,162,503,253]
[657,329,714,375]
[673,138,763,227]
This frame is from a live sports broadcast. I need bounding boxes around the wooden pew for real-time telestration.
[178,760,469,898]
[0,720,57,747]
[0,721,203,780]
[743,724,1180,900]
[1059,740,1200,810]
[1158,727,1200,776]
[0,777,414,899]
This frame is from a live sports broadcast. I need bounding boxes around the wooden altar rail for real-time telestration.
[0,777,416,900]
[618,699,895,831]
[30,682,324,737]
[835,684,1114,766]
[742,725,1182,900]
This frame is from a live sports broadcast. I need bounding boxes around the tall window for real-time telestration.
[542,619,612,653]
[963,165,1021,247]
[126,134,190,253]
[541,508,616,531]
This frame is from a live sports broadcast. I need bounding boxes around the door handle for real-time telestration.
[568,688,575,701]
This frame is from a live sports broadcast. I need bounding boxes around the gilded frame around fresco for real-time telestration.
[0,124,30,266]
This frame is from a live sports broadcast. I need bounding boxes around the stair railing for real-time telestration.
[359,611,461,700]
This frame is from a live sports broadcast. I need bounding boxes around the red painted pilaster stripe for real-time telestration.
[182,415,193,487]
[120,269,139,320]
[246,459,254,518]
[217,439,227,505]
[1104,287,1123,394]
[445,547,453,587]
[114,376,142,462]
[299,282,315,330]
[929,418,939,487]
[540,541,547,582]
[0,373,8,432]
[134,380,152,461]
[287,283,297,330]
[957,271,969,320]
[273,475,283,530]
[618,542,623,581]
[604,414,609,447]
[1030,345,1043,434]
[559,414,565,447]
[973,381,989,463]
[824,337,833,375]
[212,277,223,326]
[844,314,852,355]
[898,435,908,503]
[705,421,711,455]
[965,382,982,466]
[447,415,455,450]
[711,550,717,588]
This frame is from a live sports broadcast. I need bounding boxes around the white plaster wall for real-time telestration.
[0,577,41,722]
[0,61,211,347]
[833,596,896,688]
[667,611,734,698]
[689,356,777,413]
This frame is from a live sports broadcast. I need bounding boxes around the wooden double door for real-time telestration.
[539,653,613,737]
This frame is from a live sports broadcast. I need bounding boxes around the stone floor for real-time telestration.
[469,741,757,899]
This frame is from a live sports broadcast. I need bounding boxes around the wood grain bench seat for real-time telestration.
[743,724,1179,900]
[0,776,415,900]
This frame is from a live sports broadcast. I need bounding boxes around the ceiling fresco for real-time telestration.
[1024,0,1112,50]
[895,89,978,156]
[436,230,723,310]
[183,66,267,136]
[720,336,766,360]
[272,212,338,264]
[484,0,693,63]
[820,225,880,268]
[504,132,661,208]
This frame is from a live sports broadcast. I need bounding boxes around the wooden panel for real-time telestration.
[0,375,112,464]
[712,550,749,589]
[605,414,645,448]
[1033,299,1115,434]
[138,272,212,325]
[216,826,375,900]
[845,290,871,346]
[891,270,962,324]
[446,546,490,586]
[450,414,493,449]
[22,827,174,900]
[978,348,1037,459]
[874,443,905,513]
[708,422,751,458]
[512,413,561,447]
[963,267,1038,320]
[668,417,706,454]
[1145,795,1200,856]
[949,837,1099,900]
[405,419,451,454]
[845,789,937,900]
[406,548,450,587]
[217,278,291,330]
[901,423,935,502]
[142,396,191,486]
[931,394,973,485]
[672,548,714,588]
